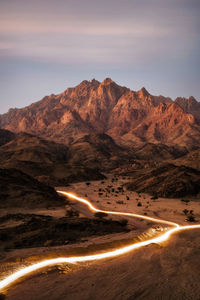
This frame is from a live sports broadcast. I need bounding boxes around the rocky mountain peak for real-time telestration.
[101,78,114,85]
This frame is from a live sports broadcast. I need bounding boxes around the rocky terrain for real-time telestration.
[0,78,200,150]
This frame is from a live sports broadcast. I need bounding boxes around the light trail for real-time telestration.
[0,190,200,292]
[58,191,179,228]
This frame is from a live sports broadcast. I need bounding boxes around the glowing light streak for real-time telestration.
[58,191,179,228]
[0,190,200,292]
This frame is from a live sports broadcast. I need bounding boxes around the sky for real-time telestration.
[0,0,199,113]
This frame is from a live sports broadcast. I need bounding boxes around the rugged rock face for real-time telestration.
[175,96,200,121]
[0,78,199,149]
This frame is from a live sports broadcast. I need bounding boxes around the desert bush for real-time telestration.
[183,209,189,215]
[94,212,108,219]
[98,192,103,196]
[116,200,124,204]
[181,199,190,204]
[117,187,123,191]
[86,182,91,186]
[186,214,195,222]
[137,202,142,207]
[126,196,130,200]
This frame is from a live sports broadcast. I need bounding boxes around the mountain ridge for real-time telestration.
[0,78,199,150]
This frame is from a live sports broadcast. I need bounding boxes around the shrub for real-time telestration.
[183,209,189,215]
[186,215,195,222]
[116,200,124,204]
[94,212,108,219]
[181,199,190,204]
[86,182,91,186]
[126,196,130,200]
[137,202,142,207]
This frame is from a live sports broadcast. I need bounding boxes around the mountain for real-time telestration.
[0,78,199,150]
[126,164,200,198]
[0,168,65,208]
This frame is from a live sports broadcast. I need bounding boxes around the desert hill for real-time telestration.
[68,133,132,170]
[0,132,106,185]
[0,78,199,150]
[0,168,65,208]
[1,130,200,199]
[173,148,200,171]
[126,163,200,198]
[133,143,186,161]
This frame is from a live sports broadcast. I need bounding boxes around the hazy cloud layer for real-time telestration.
[0,0,199,112]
